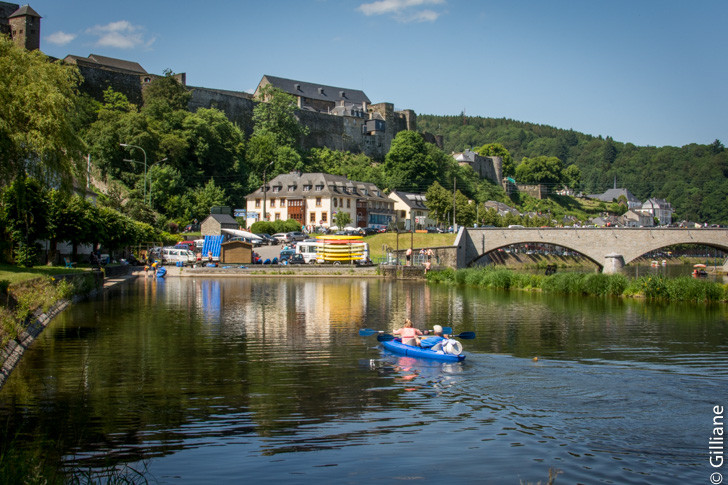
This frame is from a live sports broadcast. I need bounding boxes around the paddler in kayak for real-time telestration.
[393,318,423,346]
[420,324,446,351]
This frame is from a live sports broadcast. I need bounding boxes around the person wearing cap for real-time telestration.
[420,324,447,351]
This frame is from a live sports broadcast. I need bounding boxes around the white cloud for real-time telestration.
[85,20,154,49]
[357,0,445,22]
[46,31,77,46]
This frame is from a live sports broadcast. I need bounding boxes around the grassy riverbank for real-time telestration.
[427,267,728,303]
[0,266,97,347]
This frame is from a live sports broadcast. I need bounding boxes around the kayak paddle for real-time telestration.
[359,328,383,336]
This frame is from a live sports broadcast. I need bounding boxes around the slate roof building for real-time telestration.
[245,172,394,230]
[255,75,371,115]
[389,191,434,230]
[1,2,41,50]
[587,188,642,210]
[639,198,673,226]
[201,213,239,236]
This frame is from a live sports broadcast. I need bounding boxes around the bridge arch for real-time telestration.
[456,227,728,273]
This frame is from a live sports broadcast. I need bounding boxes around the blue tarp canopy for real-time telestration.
[202,235,224,260]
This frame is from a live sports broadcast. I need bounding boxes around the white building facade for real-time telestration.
[244,172,394,230]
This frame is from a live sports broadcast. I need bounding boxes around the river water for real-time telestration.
[1,277,727,484]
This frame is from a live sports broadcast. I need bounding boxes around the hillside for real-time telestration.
[417,115,728,225]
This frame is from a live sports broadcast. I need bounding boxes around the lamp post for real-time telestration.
[121,143,147,204]
[262,160,274,221]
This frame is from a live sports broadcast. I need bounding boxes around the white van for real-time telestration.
[296,240,322,263]
[162,247,196,265]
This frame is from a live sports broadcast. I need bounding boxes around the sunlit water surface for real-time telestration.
[1,277,727,484]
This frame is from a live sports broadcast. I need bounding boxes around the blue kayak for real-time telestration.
[381,338,465,362]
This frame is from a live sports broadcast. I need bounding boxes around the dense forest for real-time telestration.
[418,115,728,224]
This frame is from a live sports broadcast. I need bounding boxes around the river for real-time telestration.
[1,276,726,483]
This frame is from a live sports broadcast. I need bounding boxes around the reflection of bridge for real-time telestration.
[455,227,728,273]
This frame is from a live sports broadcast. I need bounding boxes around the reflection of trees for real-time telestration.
[426,283,728,364]
[0,278,408,472]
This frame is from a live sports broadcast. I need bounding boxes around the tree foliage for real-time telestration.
[383,131,442,192]
[515,156,564,187]
[253,84,309,147]
[419,114,728,223]
[0,37,84,188]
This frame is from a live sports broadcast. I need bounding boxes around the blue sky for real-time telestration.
[28,0,727,148]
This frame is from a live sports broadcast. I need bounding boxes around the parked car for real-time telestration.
[162,247,196,265]
[273,232,293,244]
[279,248,296,260]
[288,231,307,241]
[175,241,196,251]
[280,253,305,265]
[256,233,280,246]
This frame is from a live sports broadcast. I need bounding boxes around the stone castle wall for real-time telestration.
[74,61,145,105]
[72,63,421,160]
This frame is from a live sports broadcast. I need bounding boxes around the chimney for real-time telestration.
[318,87,324,95]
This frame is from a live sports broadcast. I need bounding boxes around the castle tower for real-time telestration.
[8,5,41,51]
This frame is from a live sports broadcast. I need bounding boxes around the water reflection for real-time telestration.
[0,277,726,484]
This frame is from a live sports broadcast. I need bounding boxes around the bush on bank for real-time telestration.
[0,274,96,347]
[427,267,727,303]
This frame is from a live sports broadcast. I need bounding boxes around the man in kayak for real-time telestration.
[393,319,423,346]
[420,325,446,351]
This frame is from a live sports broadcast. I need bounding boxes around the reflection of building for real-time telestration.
[245,171,393,230]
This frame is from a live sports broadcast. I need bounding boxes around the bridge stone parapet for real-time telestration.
[455,227,728,273]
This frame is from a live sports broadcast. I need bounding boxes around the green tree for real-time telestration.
[383,131,440,191]
[454,191,476,226]
[563,164,581,190]
[47,190,95,263]
[142,70,192,116]
[0,176,49,265]
[515,156,564,187]
[190,179,227,222]
[253,84,309,147]
[424,181,452,226]
[0,37,84,188]
[333,211,352,229]
[477,142,515,177]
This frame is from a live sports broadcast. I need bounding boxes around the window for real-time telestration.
[315,184,324,191]
[280,198,286,207]
[316,197,322,207]
[288,185,296,192]
[272,186,281,193]
[275,213,281,220]
[310,212,316,223]
[270,198,276,208]
[347,199,351,208]
[303,185,311,192]
[322,212,328,222]
[255,199,261,208]
[333,198,338,208]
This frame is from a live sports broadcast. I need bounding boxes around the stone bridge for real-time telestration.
[455,227,728,273]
